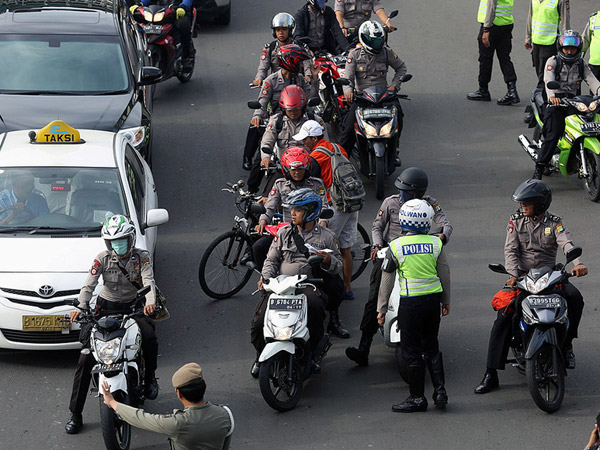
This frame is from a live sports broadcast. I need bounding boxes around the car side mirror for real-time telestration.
[248,100,261,109]
[319,209,334,220]
[250,203,266,215]
[546,80,560,90]
[388,10,398,19]
[565,246,582,265]
[307,97,320,107]
[144,208,169,229]
[488,263,509,275]
[139,66,162,86]
[399,74,412,83]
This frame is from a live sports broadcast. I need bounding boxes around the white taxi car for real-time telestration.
[0,121,168,350]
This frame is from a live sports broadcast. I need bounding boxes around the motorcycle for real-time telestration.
[488,246,582,413]
[519,81,600,202]
[133,4,196,83]
[70,286,158,450]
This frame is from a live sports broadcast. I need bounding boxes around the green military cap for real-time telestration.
[172,362,204,388]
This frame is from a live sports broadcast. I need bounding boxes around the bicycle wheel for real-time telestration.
[350,223,371,281]
[199,230,254,299]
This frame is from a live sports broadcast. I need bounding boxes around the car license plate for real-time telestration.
[92,363,124,374]
[22,315,69,332]
[362,108,393,119]
[143,24,163,34]
[269,297,303,310]
[528,296,562,307]
[580,122,600,134]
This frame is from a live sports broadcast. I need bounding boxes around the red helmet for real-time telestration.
[279,85,307,111]
[277,44,311,73]
[281,147,311,180]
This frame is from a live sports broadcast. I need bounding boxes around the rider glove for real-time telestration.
[176,7,186,19]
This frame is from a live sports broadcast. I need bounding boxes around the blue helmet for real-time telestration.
[399,199,434,233]
[283,188,322,223]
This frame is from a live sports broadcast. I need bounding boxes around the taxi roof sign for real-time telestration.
[32,120,83,144]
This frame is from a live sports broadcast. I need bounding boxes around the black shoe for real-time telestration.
[311,360,321,374]
[532,163,545,180]
[345,346,369,366]
[145,378,159,400]
[327,310,350,339]
[242,157,252,171]
[65,413,83,435]
[467,88,491,101]
[392,395,428,413]
[497,81,520,105]
[474,372,499,394]
[251,360,260,379]
[565,347,576,369]
[524,111,533,124]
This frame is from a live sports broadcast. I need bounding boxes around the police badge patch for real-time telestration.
[91,259,102,275]
[507,220,514,233]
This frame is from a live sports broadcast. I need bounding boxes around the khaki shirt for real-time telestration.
[335,0,383,28]
[253,70,318,119]
[115,402,233,450]
[78,248,155,308]
[260,177,329,224]
[371,194,453,247]
[504,210,582,277]
[260,112,324,159]
[525,0,569,45]
[544,55,600,99]
[342,45,407,94]
[262,224,342,280]
[254,40,312,82]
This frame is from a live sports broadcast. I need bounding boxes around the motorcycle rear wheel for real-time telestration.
[583,150,600,202]
[100,391,131,450]
[526,344,564,413]
[259,353,303,412]
[350,223,370,281]
[375,156,385,200]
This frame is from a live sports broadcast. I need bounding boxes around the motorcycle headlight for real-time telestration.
[576,102,589,112]
[273,326,293,340]
[143,10,153,21]
[153,12,164,22]
[119,126,146,149]
[95,337,122,365]
[590,101,598,111]
[364,122,378,137]
[379,119,394,137]
[525,274,549,294]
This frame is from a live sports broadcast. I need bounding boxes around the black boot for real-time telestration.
[474,369,499,394]
[532,163,545,180]
[426,353,448,408]
[345,334,373,366]
[144,377,159,400]
[65,412,83,434]
[328,309,350,339]
[242,156,252,171]
[467,87,491,101]
[392,365,428,412]
[497,81,520,105]
[563,344,576,369]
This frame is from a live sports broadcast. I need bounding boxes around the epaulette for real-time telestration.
[590,11,598,17]
[510,211,524,220]
[547,213,562,222]
[263,42,270,48]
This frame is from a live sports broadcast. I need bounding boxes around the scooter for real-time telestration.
[133,4,196,83]
[519,81,600,202]
[488,246,582,413]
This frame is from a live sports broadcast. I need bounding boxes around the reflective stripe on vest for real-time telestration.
[478,0,514,26]
[531,0,559,45]
[389,234,443,298]
[589,14,600,65]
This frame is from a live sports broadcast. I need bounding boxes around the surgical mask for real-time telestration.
[111,238,129,256]
[400,191,416,203]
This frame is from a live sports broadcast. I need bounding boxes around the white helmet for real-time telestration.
[102,214,136,255]
[399,199,434,233]
[358,20,386,55]
[271,13,296,38]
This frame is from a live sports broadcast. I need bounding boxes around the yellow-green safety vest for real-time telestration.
[531,0,560,46]
[589,13,600,65]
[389,234,443,298]
[478,0,514,26]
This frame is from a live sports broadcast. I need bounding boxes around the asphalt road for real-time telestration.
[2,0,600,449]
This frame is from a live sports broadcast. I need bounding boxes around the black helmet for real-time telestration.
[394,167,428,198]
[556,30,583,64]
[512,179,552,215]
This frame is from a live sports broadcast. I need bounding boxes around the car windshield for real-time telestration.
[0,167,128,231]
[0,35,130,94]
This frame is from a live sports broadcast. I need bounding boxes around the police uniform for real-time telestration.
[252,70,318,120]
[251,223,343,353]
[538,55,600,165]
[69,248,159,417]
[525,0,569,88]
[260,112,325,160]
[334,0,383,29]
[483,211,584,371]
[254,39,312,82]
[582,11,600,80]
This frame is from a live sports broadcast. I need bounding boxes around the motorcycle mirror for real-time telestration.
[565,246,582,265]
[250,203,267,215]
[546,80,560,90]
[245,261,258,271]
[488,263,509,274]
[307,97,321,107]
[388,10,398,19]
[399,74,413,83]
[307,254,324,265]
[248,100,261,109]
[319,209,334,219]
[139,66,162,86]
[335,78,350,87]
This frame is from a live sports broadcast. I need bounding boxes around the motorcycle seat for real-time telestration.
[531,88,545,112]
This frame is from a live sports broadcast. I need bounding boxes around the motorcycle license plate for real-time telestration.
[362,108,393,119]
[269,297,303,310]
[527,296,562,307]
[92,363,124,374]
[22,314,69,332]
[143,25,163,35]
[580,122,600,134]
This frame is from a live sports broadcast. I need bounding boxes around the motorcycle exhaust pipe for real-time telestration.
[518,134,538,162]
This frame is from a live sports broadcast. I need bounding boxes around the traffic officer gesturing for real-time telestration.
[474,180,587,394]
[346,168,452,366]
[377,199,451,413]
[467,0,520,105]
[334,0,396,40]
[582,10,600,80]
[339,20,406,163]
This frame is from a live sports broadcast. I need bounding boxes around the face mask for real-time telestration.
[400,191,416,203]
[111,238,129,256]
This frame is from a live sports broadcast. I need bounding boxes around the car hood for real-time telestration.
[0,94,133,132]
[0,236,105,273]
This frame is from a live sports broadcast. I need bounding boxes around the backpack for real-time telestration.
[313,144,365,213]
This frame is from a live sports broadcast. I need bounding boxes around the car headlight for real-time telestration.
[379,119,394,137]
[273,326,293,340]
[364,122,378,137]
[119,126,146,149]
[525,274,549,294]
[95,337,122,365]
[576,102,589,112]
[143,10,153,21]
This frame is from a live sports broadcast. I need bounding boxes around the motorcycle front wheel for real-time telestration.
[259,353,303,412]
[583,150,600,202]
[526,344,565,413]
[375,156,385,200]
[100,391,131,450]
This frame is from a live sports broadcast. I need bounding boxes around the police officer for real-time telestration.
[340,20,406,162]
[250,188,343,376]
[474,179,587,394]
[65,215,159,434]
[102,363,234,450]
[345,167,452,366]
[583,10,600,80]
[334,0,396,40]
[534,30,600,180]
[294,0,350,54]
[377,199,451,412]
[467,0,519,105]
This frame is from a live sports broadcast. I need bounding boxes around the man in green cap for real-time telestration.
[101,362,234,450]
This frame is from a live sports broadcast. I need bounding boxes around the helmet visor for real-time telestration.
[559,35,581,48]
[363,35,384,52]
